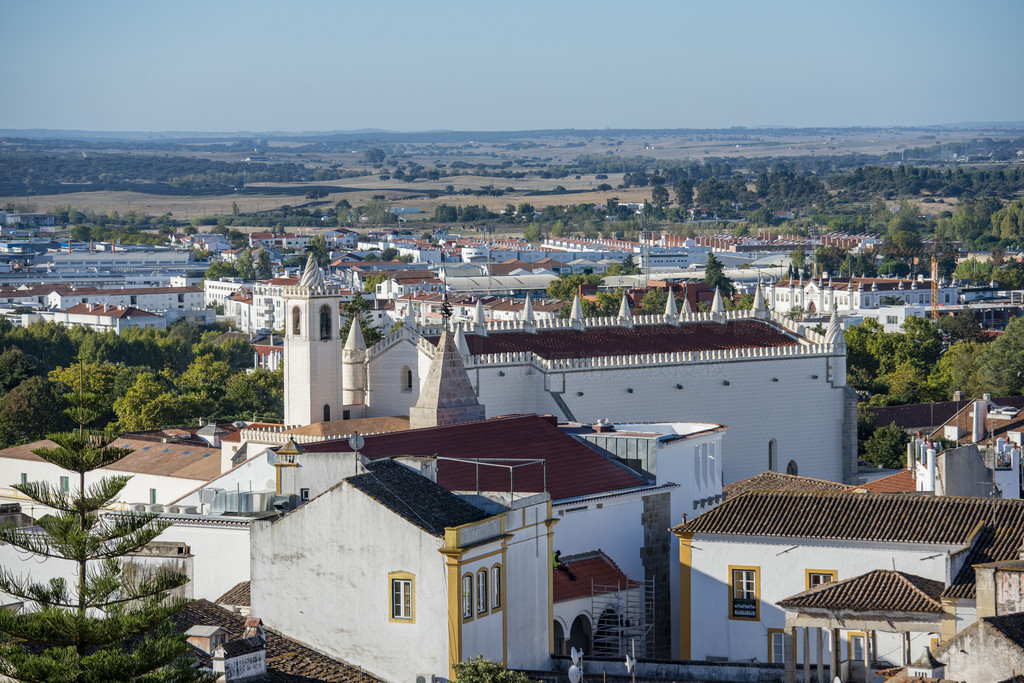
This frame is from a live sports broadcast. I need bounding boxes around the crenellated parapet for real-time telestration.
[367,307,841,366]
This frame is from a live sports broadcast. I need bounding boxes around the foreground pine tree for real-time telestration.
[0,367,212,682]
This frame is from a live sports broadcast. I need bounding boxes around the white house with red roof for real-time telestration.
[38,303,166,333]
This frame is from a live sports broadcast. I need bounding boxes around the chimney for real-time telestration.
[198,417,205,428]
[923,448,936,493]
[907,442,915,470]
[185,625,229,654]
[953,390,964,402]
[974,398,989,443]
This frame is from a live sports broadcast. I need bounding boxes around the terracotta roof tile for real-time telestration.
[173,599,379,681]
[777,570,944,613]
[1,438,220,481]
[678,490,1024,599]
[858,469,916,493]
[553,551,642,603]
[722,471,850,500]
[304,415,644,500]
[431,320,798,360]
[216,581,251,607]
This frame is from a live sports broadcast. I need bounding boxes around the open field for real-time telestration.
[2,125,1020,220]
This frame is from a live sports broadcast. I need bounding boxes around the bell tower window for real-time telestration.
[292,306,301,336]
[320,305,332,340]
[323,404,331,422]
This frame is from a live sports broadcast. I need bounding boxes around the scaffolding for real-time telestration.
[590,577,656,659]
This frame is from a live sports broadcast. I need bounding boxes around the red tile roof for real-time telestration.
[858,469,916,493]
[777,570,944,614]
[435,321,798,360]
[62,303,160,318]
[553,551,641,603]
[303,414,644,500]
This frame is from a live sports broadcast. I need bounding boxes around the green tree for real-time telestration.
[790,246,807,275]
[339,293,383,347]
[306,234,330,267]
[0,375,208,682]
[256,248,272,279]
[703,253,734,297]
[204,261,239,281]
[673,178,693,209]
[70,225,92,242]
[380,247,399,262]
[236,249,256,279]
[362,273,389,294]
[453,655,537,683]
[433,204,458,223]
[937,309,982,344]
[220,368,283,422]
[639,289,669,314]
[979,316,1024,396]
[363,148,386,164]
[546,273,602,301]
[0,377,71,448]
[863,422,911,468]
[651,184,669,207]
[0,347,42,394]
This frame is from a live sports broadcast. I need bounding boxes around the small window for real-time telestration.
[149,488,157,505]
[292,306,301,335]
[476,569,488,614]
[300,488,310,501]
[491,566,501,609]
[59,476,69,493]
[786,460,799,476]
[323,404,331,422]
[807,570,837,589]
[462,574,473,620]
[768,439,777,472]
[729,566,759,620]
[401,366,413,393]
[342,409,351,420]
[391,578,412,620]
[768,629,785,663]
[20,473,27,485]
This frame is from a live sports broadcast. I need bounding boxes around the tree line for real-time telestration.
[0,320,283,447]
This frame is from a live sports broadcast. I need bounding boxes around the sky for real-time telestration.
[2,0,1023,133]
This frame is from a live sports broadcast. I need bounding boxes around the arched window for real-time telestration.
[787,460,799,476]
[401,366,413,393]
[323,404,331,422]
[461,574,473,620]
[768,439,777,472]
[319,305,331,340]
[490,565,501,609]
[476,569,488,614]
[292,306,301,336]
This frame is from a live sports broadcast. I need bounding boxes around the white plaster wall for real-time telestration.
[366,340,846,484]
[158,521,251,601]
[688,536,955,665]
[552,496,646,581]
[283,296,345,426]
[501,502,553,670]
[0,457,208,513]
[250,482,449,682]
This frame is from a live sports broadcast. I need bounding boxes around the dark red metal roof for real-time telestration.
[431,321,798,360]
[303,414,644,500]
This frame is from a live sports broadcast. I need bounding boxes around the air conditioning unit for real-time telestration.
[414,675,436,683]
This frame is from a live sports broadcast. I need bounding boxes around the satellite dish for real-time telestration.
[571,647,582,666]
[348,432,364,452]
[568,665,582,683]
[625,655,636,673]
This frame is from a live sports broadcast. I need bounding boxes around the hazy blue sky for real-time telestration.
[3,0,1022,132]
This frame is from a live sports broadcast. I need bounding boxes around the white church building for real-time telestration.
[282,256,857,485]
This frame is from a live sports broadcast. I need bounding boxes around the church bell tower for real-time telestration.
[283,255,345,426]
